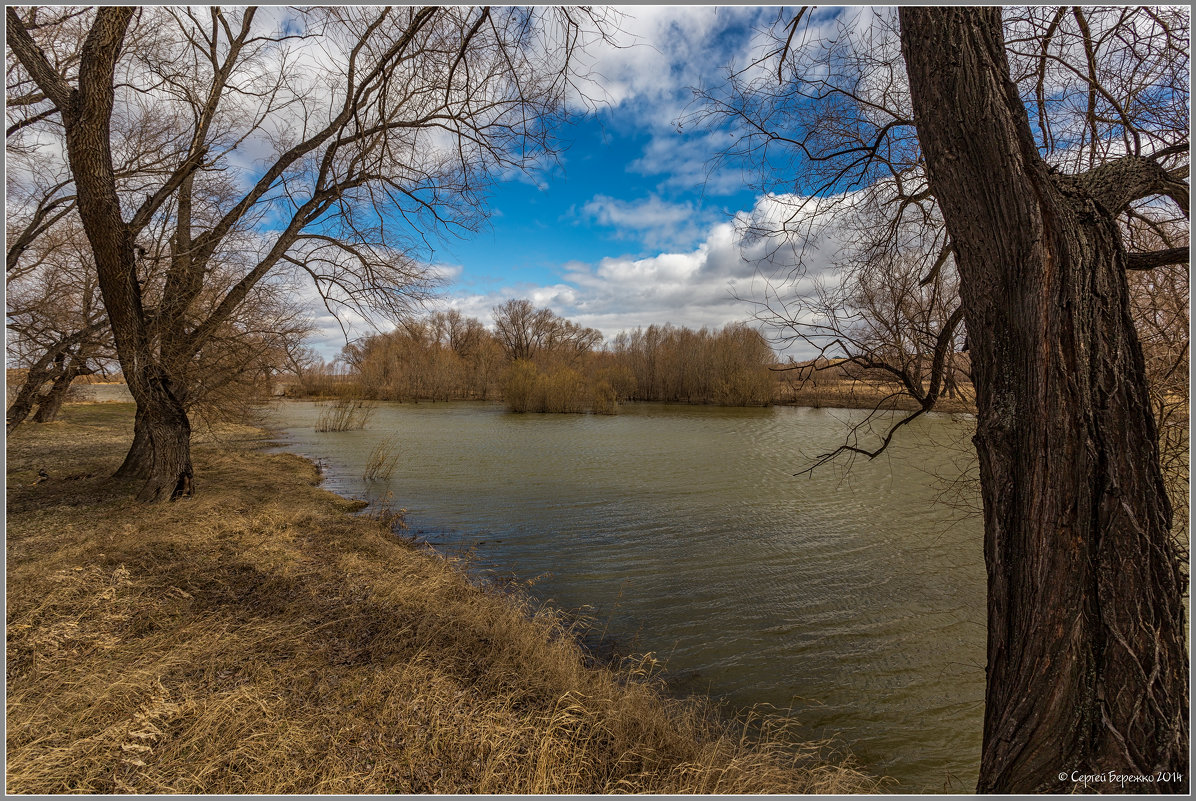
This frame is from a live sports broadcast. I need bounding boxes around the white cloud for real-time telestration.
[572,6,775,196]
[579,193,717,250]
[407,192,845,360]
[574,7,740,118]
[626,129,752,196]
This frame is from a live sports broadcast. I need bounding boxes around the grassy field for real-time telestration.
[6,402,882,794]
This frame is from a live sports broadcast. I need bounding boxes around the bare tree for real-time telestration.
[698,6,1188,792]
[6,187,311,439]
[901,9,1187,791]
[430,309,486,360]
[7,5,609,500]
[492,298,555,361]
[5,218,112,433]
[492,298,602,364]
[610,323,772,405]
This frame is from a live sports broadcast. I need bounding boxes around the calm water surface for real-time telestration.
[267,400,986,792]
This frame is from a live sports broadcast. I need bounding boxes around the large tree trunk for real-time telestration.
[17,7,196,501]
[114,404,152,481]
[130,371,193,501]
[900,8,1188,793]
[108,370,193,501]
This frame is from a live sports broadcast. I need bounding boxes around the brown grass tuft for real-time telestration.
[6,402,884,794]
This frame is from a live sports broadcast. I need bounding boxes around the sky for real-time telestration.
[13,6,1176,365]
[0,5,863,368]
[307,6,813,358]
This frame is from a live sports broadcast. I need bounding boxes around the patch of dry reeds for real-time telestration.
[538,367,588,414]
[501,359,540,413]
[590,379,618,415]
[6,402,884,795]
[314,397,375,432]
[362,436,401,481]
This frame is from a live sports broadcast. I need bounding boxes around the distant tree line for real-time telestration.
[609,323,774,406]
[298,299,776,412]
[339,309,506,402]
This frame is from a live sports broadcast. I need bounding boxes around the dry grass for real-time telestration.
[6,402,883,794]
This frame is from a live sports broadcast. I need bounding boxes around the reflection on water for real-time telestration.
[266,399,986,793]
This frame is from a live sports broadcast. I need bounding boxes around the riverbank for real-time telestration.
[771,381,976,415]
[281,383,977,415]
[6,402,881,794]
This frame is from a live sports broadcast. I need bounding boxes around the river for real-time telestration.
[265,399,986,792]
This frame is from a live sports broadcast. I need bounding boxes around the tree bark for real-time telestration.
[131,371,193,501]
[114,404,151,481]
[900,8,1188,793]
[6,362,53,435]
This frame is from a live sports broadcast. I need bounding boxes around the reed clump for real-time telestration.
[6,402,883,794]
[501,359,541,413]
[314,396,375,432]
[362,436,401,481]
[590,379,618,415]
[538,367,588,414]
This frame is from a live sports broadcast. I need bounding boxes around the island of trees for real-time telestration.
[293,301,776,412]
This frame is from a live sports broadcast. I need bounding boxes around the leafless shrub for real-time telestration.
[590,380,618,415]
[501,360,541,413]
[539,367,588,414]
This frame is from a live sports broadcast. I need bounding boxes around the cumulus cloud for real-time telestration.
[190,9,855,361]
[575,6,750,121]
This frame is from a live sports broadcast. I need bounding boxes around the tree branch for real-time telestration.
[1126,248,1190,271]
[1076,153,1190,218]
[5,8,74,112]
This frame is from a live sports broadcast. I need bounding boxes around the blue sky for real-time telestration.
[314,6,809,356]
[441,109,759,292]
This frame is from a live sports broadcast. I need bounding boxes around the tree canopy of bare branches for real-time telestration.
[696,6,1188,463]
[6,5,612,500]
[491,297,603,363]
[5,218,111,433]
